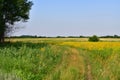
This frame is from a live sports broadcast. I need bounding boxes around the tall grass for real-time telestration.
[0,40,120,80]
[0,42,63,80]
[61,41,120,80]
[88,49,120,80]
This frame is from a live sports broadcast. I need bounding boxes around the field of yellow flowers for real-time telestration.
[0,38,120,80]
[60,41,120,80]
[60,42,120,50]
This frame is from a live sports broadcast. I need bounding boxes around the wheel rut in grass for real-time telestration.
[44,47,93,80]
[49,47,86,80]
[87,64,92,80]
[63,47,93,80]
[81,50,93,80]
[67,48,85,74]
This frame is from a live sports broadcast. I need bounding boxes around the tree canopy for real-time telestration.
[0,0,33,43]
[88,35,100,42]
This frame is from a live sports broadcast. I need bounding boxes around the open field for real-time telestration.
[0,38,120,80]
[6,38,120,42]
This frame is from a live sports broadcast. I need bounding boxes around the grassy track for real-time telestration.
[0,38,120,80]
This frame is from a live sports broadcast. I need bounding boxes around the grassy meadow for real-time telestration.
[0,38,120,80]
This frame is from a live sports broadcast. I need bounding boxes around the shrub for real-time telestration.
[89,35,99,42]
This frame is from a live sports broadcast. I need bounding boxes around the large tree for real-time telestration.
[0,0,33,43]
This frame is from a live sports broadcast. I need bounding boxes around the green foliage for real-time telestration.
[0,0,33,23]
[0,40,120,80]
[0,42,63,80]
[89,35,99,42]
[88,49,120,80]
[0,0,33,42]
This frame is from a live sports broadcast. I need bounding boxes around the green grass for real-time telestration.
[88,49,120,80]
[0,39,120,80]
[0,42,64,80]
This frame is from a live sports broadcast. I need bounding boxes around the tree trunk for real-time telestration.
[0,19,5,43]
[0,32,4,43]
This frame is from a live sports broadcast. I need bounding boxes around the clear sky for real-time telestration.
[14,0,120,36]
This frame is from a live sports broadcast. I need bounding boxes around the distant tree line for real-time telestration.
[6,35,120,38]
[100,35,120,38]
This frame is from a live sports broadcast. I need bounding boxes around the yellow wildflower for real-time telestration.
[40,48,45,52]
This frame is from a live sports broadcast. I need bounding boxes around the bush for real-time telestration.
[89,35,99,42]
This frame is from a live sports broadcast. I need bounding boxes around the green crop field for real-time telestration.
[0,38,120,80]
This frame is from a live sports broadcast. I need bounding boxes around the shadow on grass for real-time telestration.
[0,42,49,49]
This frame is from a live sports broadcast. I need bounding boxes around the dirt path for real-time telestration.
[44,47,93,80]
[70,48,93,80]
[80,50,93,80]
[67,48,93,80]
[60,47,86,79]
[87,64,92,80]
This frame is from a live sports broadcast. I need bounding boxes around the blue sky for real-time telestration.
[14,0,120,36]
